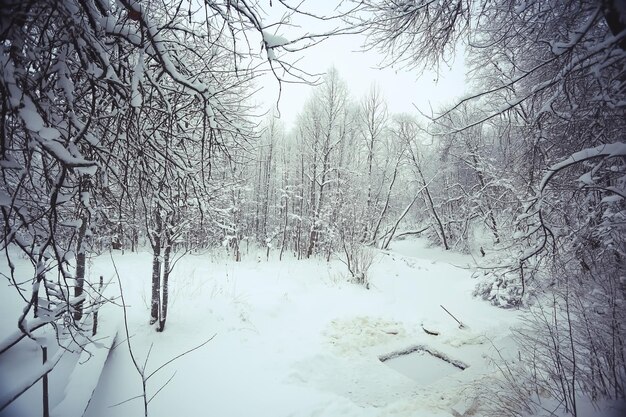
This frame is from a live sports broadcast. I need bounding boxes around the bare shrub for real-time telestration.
[341,241,376,288]
[481,272,625,417]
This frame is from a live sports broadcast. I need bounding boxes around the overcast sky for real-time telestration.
[253,2,468,131]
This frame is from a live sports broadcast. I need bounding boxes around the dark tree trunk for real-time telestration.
[150,235,161,325]
[73,217,88,321]
[92,276,103,336]
[296,153,305,259]
[42,346,49,417]
[157,241,171,332]
[74,173,91,321]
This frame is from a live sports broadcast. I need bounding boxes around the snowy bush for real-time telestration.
[472,251,543,308]
[473,270,525,308]
[340,242,376,288]
[473,263,542,308]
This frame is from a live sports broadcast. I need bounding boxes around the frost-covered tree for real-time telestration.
[0,0,358,409]
[353,0,626,413]
[248,115,282,247]
[357,85,390,243]
[397,117,450,250]
[295,68,352,257]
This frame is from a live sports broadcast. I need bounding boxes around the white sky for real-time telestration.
[253,2,468,131]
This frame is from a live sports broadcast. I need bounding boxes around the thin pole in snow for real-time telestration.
[42,346,49,417]
[440,304,465,329]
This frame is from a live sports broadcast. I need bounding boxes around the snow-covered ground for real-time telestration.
[1,238,527,416]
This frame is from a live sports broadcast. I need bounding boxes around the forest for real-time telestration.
[0,1,624,417]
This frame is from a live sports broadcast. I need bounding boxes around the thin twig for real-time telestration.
[147,371,177,404]
[108,394,145,409]
[145,334,216,381]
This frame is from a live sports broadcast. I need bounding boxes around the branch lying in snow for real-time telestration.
[379,344,468,370]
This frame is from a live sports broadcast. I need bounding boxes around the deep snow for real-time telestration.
[2,237,595,417]
[84,239,518,417]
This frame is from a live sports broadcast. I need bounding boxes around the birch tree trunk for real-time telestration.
[150,210,162,325]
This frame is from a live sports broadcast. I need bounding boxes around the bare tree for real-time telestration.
[297,68,351,257]
[396,116,449,250]
[358,85,389,242]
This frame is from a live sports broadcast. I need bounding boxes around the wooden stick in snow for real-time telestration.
[440,305,466,329]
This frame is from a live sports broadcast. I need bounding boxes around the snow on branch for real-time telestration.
[539,142,626,192]
[0,294,87,356]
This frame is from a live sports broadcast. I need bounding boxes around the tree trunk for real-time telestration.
[363,131,375,241]
[262,139,274,242]
[157,240,171,332]
[73,215,88,321]
[307,169,318,257]
[150,211,162,325]
[42,346,49,417]
[422,180,449,250]
[92,276,103,336]
[370,157,400,244]
[254,158,262,238]
[382,191,420,250]
[74,173,91,321]
[280,196,288,261]
[471,152,500,244]
[416,165,449,250]
[297,153,305,259]
[307,135,332,258]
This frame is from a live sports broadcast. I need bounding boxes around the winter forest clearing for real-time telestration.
[0,1,625,417]
[1,239,517,417]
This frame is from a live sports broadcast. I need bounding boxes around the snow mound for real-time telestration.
[324,316,407,355]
